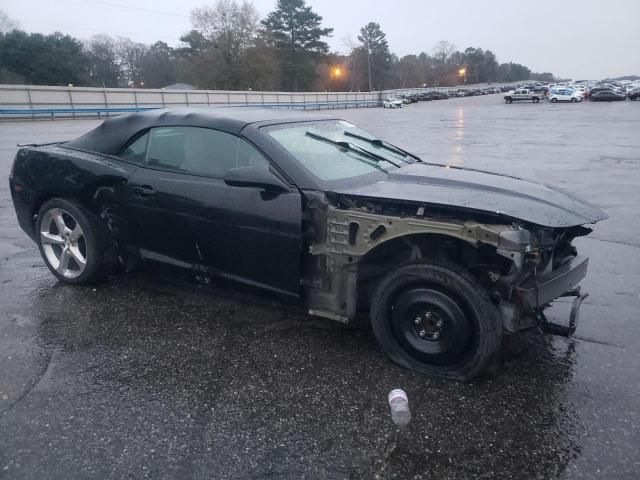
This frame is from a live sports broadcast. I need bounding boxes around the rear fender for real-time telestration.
[12,145,137,252]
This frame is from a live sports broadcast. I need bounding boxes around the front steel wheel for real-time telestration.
[391,287,472,366]
[36,198,109,285]
[370,261,501,381]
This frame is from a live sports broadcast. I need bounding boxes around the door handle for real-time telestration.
[132,185,156,197]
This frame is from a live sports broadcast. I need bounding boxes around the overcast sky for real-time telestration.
[3,0,639,79]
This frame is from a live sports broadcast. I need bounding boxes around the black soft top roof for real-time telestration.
[65,107,331,155]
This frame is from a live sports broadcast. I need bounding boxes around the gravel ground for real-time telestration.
[1,95,639,479]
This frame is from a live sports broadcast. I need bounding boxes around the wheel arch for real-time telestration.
[358,232,476,268]
[32,183,126,263]
[30,181,114,230]
[355,232,506,311]
[306,206,524,323]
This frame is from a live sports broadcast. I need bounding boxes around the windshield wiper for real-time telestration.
[333,138,401,168]
[304,131,390,172]
[343,131,417,163]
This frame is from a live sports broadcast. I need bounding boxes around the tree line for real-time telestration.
[0,0,555,91]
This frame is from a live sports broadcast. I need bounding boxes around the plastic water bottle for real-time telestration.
[388,389,411,428]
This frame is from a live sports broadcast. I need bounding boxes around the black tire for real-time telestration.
[370,261,501,381]
[551,98,558,103]
[533,97,540,103]
[505,97,512,104]
[571,97,577,103]
[35,198,110,285]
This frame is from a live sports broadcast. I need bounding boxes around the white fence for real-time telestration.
[0,83,513,119]
[0,84,383,119]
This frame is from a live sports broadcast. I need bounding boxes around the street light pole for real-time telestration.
[367,45,373,92]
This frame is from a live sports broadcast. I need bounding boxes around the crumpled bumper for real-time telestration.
[516,255,588,308]
[515,255,590,336]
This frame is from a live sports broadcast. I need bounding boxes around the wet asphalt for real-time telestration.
[0,95,639,479]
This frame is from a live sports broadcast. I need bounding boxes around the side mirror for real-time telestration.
[224,166,289,192]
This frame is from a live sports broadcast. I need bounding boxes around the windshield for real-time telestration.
[265,120,417,183]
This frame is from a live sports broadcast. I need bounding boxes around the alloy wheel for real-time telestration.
[39,208,87,279]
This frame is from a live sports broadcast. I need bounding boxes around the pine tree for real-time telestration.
[261,0,333,91]
[357,22,392,90]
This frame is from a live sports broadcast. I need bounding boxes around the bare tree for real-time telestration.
[191,0,258,65]
[0,9,19,33]
[342,33,360,91]
[115,37,148,87]
[432,40,456,64]
[85,35,120,87]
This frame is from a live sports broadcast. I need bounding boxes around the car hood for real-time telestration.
[332,162,608,228]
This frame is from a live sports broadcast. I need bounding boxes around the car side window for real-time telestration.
[119,132,149,165]
[122,126,269,178]
[147,128,187,172]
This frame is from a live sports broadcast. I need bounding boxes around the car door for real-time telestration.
[124,126,302,297]
[122,127,201,267]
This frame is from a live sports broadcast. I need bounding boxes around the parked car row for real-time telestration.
[586,80,640,101]
[383,79,639,108]
[454,86,507,97]
[383,86,507,108]
[383,91,453,108]
[505,79,640,103]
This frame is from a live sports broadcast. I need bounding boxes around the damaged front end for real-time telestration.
[508,226,592,336]
[302,191,593,337]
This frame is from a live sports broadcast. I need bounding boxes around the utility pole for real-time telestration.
[367,44,373,92]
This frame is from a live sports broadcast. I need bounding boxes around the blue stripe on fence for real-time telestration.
[0,100,382,118]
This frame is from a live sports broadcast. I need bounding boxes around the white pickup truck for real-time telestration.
[504,89,542,104]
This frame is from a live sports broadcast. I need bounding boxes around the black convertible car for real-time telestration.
[9,108,607,380]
